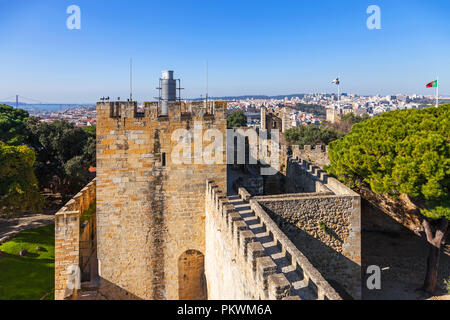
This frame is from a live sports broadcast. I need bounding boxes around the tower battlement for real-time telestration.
[95,96,227,299]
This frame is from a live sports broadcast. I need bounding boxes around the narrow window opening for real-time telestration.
[162,152,166,166]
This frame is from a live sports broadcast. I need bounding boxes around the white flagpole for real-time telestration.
[436,76,439,108]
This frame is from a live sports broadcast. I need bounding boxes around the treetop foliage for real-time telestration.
[284,125,342,147]
[0,141,43,217]
[327,104,450,220]
[326,112,370,134]
[0,104,29,146]
[25,118,96,194]
[290,103,326,117]
[0,104,96,215]
[339,112,370,124]
[227,110,247,128]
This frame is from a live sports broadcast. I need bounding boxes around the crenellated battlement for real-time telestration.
[205,180,343,300]
[95,96,227,299]
[288,156,358,196]
[291,144,330,168]
[262,157,362,299]
[248,197,343,300]
[205,180,293,300]
[97,100,226,124]
[55,178,96,300]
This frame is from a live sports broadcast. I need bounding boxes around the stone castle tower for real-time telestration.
[96,96,227,299]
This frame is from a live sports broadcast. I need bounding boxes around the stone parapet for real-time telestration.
[249,197,343,300]
[291,144,330,168]
[205,181,295,300]
[206,180,344,300]
[54,178,96,300]
[257,158,362,299]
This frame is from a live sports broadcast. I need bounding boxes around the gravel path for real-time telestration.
[362,230,449,300]
[0,213,55,244]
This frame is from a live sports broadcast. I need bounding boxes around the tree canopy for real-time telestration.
[227,110,247,128]
[326,112,370,134]
[25,118,96,195]
[339,112,370,124]
[0,104,30,146]
[284,125,342,147]
[327,105,450,220]
[290,103,326,117]
[0,141,43,217]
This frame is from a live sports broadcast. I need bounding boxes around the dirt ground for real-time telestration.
[362,229,449,300]
[0,213,55,244]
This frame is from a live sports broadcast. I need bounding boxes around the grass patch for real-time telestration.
[318,221,328,235]
[0,225,54,300]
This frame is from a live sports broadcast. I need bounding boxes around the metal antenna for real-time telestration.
[130,58,133,101]
[206,60,209,104]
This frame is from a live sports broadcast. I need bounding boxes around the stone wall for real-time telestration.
[79,207,97,282]
[226,126,287,196]
[257,195,360,299]
[358,187,423,234]
[205,181,343,300]
[285,156,331,193]
[290,145,423,234]
[96,100,226,300]
[205,182,277,299]
[55,178,96,300]
[291,144,330,168]
[255,158,362,299]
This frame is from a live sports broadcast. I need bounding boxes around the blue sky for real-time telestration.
[0,0,449,103]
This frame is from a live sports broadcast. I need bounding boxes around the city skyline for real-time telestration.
[1,0,449,103]
[1,91,446,106]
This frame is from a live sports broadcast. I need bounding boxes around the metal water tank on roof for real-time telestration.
[160,70,177,116]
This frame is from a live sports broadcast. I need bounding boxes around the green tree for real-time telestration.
[284,125,342,147]
[339,112,369,124]
[82,125,96,135]
[327,112,370,134]
[327,104,450,293]
[290,103,326,117]
[0,142,43,217]
[227,110,247,128]
[0,104,30,145]
[25,118,96,195]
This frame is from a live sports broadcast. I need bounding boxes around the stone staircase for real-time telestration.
[227,194,317,300]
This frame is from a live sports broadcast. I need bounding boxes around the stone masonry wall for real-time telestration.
[205,182,269,299]
[96,101,226,300]
[205,182,294,300]
[55,178,96,300]
[255,158,361,299]
[205,181,343,300]
[258,195,360,299]
[285,156,331,194]
[292,145,329,168]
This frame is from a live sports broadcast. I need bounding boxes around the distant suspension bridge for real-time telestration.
[0,95,87,110]
[0,95,47,107]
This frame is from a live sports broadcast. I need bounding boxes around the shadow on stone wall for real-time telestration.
[98,277,142,300]
[178,250,208,300]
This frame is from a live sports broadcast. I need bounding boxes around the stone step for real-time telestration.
[227,196,317,300]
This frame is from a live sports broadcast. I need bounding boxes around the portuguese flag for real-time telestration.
[426,80,438,88]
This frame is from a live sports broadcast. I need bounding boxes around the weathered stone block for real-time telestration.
[256,257,277,289]
[268,273,291,300]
